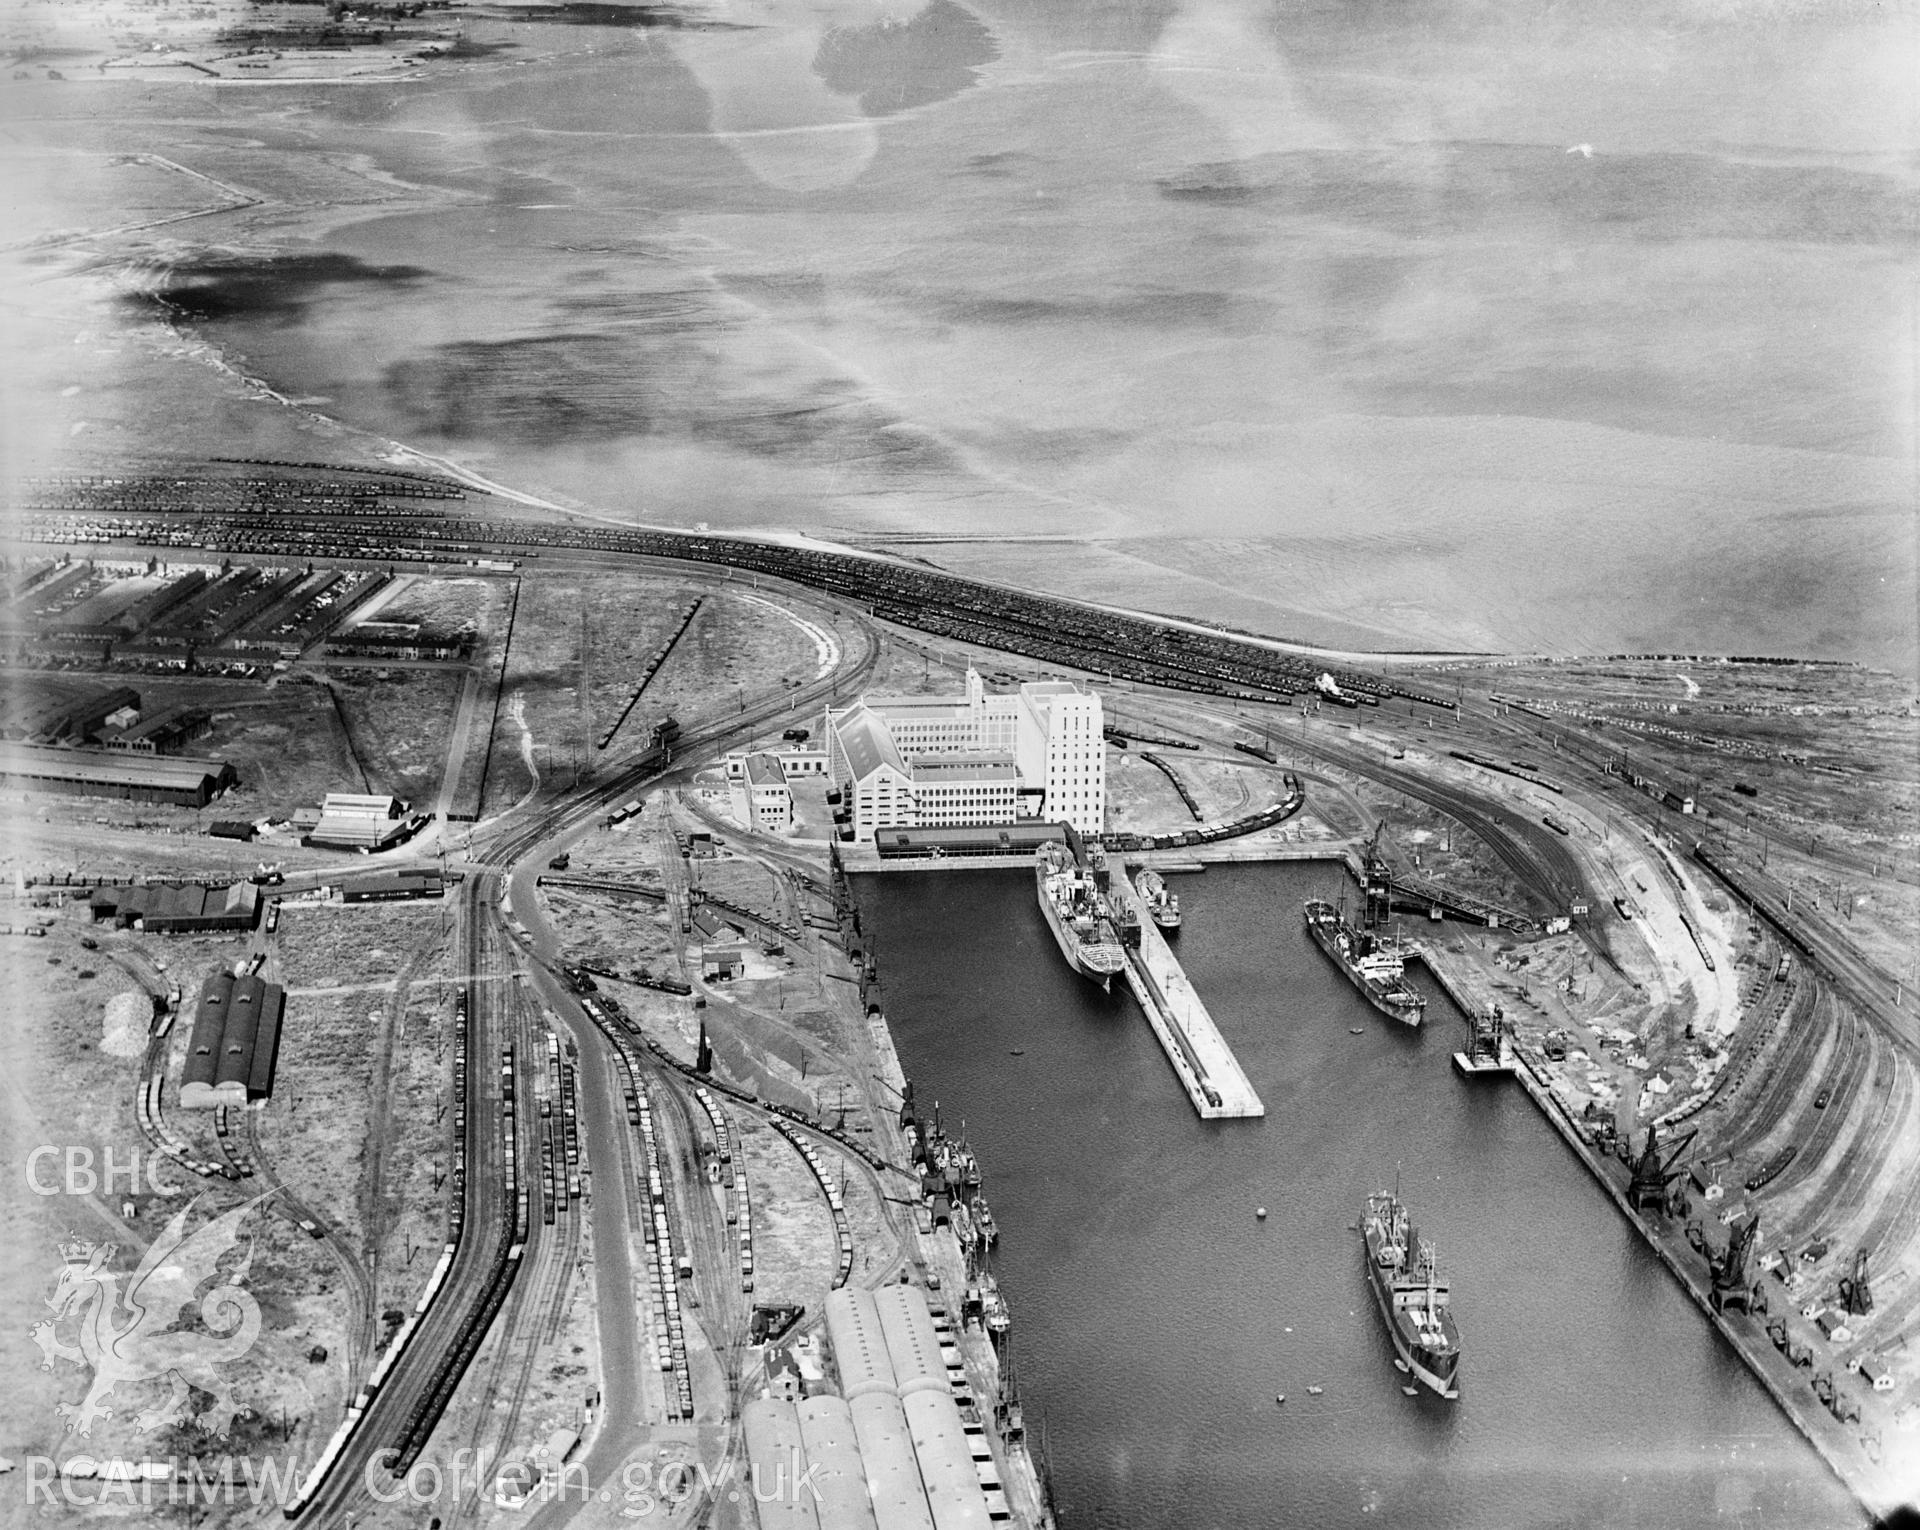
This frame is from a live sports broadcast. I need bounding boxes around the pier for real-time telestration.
[1108,871,1264,1119]
[1406,946,1518,1077]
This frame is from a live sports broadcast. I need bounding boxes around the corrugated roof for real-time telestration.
[309,815,406,847]
[740,1402,813,1530]
[320,793,400,817]
[182,971,234,1090]
[848,1393,928,1524]
[793,1398,873,1530]
[246,984,284,1100]
[116,704,209,743]
[0,742,232,792]
[904,1390,994,1529]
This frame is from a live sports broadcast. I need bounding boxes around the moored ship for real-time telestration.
[1134,867,1182,929]
[1361,1187,1460,1399]
[1303,896,1426,1026]
[1036,841,1127,988]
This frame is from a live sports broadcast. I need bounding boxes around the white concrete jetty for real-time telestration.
[1108,871,1263,1119]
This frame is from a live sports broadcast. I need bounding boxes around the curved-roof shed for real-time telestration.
[848,1392,934,1530]
[796,1396,879,1530]
[902,1390,993,1530]
[742,1397,820,1530]
[873,1286,946,1399]
[826,1286,898,1402]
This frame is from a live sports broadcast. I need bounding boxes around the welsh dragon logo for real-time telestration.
[31,1194,268,1439]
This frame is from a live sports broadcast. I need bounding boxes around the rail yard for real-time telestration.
[4,466,1917,1527]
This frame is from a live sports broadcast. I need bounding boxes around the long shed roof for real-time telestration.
[0,742,233,793]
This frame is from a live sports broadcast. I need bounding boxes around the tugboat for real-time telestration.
[1036,841,1127,988]
[1134,868,1182,930]
[1361,1184,1460,1399]
[1304,894,1426,1027]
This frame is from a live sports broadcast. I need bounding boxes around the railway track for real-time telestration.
[1854,1059,1920,1267]
[1800,1029,1908,1265]
[360,935,450,1366]
[381,908,533,1473]
[1709,987,1834,1169]
[1758,998,1870,1216]
[286,877,528,1521]
[453,1199,581,1522]
[234,1107,378,1376]
[1134,693,1583,920]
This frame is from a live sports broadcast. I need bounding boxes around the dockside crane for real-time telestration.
[1362,821,1394,930]
[1837,1248,1874,1316]
[1626,1122,1697,1214]
[1710,1214,1762,1315]
[996,1331,1026,1440]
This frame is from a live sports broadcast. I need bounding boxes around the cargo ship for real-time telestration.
[1134,868,1181,930]
[1303,897,1426,1027]
[1361,1187,1460,1399]
[1036,841,1127,988]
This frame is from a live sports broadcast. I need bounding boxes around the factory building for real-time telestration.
[0,742,237,807]
[825,669,1104,842]
[904,757,1019,830]
[179,969,285,1109]
[1017,682,1104,836]
[306,792,408,850]
[827,707,915,842]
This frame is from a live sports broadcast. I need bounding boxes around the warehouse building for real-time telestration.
[741,1400,819,1530]
[795,1397,878,1530]
[0,742,237,807]
[825,669,1104,842]
[179,969,285,1109]
[306,792,408,850]
[808,1286,997,1530]
[340,869,445,903]
[103,704,213,755]
[90,880,260,933]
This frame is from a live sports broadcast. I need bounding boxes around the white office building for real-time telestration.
[727,752,794,834]
[825,670,1104,841]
